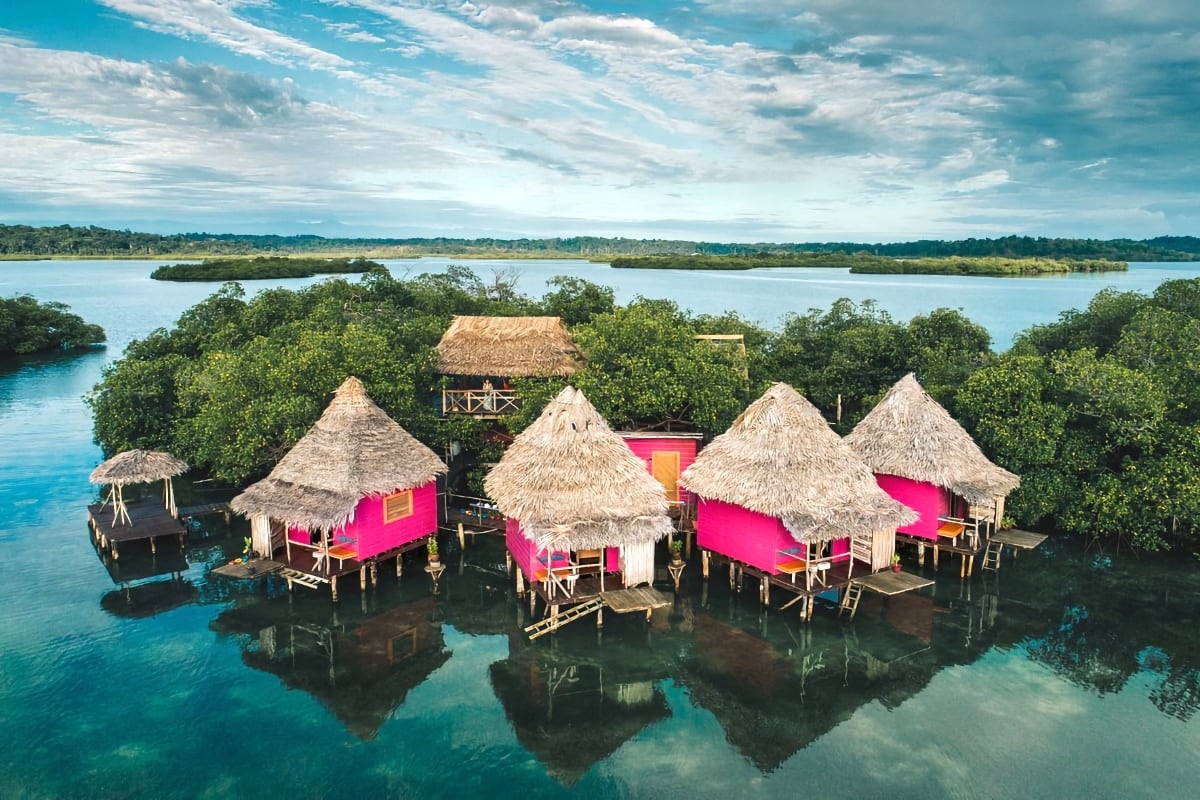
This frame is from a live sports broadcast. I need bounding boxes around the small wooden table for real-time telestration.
[326,544,358,567]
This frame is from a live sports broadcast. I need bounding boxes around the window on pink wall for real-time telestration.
[383,490,414,523]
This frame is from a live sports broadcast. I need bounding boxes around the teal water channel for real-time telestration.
[3,260,1200,798]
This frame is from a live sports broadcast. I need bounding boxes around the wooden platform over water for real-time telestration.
[601,586,673,614]
[992,528,1049,550]
[88,498,185,559]
[852,570,935,596]
[211,558,285,580]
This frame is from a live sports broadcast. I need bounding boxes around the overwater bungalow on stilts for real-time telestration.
[228,377,447,601]
[485,386,675,637]
[435,315,581,417]
[87,449,189,559]
[680,383,922,621]
[845,373,1023,578]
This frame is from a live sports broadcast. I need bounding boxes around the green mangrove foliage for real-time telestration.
[0,295,105,354]
[149,257,381,282]
[610,252,896,270]
[849,257,1127,275]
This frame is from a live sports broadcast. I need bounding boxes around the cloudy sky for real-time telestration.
[1,1,1197,241]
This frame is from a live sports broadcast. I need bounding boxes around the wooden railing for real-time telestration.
[442,388,520,416]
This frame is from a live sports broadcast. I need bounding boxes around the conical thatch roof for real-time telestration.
[680,383,916,543]
[844,373,1020,504]
[89,450,188,486]
[436,315,580,377]
[231,377,446,530]
[484,386,672,551]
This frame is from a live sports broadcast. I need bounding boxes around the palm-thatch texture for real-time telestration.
[680,383,917,543]
[484,386,672,551]
[89,450,188,486]
[435,315,580,377]
[231,377,447,531]
[844,373,1020,504]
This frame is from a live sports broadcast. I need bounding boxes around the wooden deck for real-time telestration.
[601,586,673,614]
[211,558,285,579]
[896,531,987,578]
[852,570,935,596]
[992,528,1049,550]
[88,498,186,559]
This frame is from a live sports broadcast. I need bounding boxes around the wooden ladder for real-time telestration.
[982,540,1004,572]
[524,597,606,640]
[279,568,323,590]
[839,582,864,620]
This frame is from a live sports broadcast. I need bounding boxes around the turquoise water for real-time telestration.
[2,260,1200,799]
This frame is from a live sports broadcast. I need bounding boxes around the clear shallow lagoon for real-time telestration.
[3,259,1200,799]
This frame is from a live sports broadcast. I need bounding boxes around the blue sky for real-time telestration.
[1,1,1197,241]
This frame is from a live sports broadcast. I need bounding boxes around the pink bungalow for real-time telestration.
[680,383,917,594]
[485,387,673,608]
[845,374,1020,546]
[231,377,447,600]
[618,431,703,508]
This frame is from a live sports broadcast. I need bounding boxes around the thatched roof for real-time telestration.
[231,377,446,530]
[436,315,580,377]
[844,373,1020,504]
[484,386,672,551]
[89,450,188,486]
[679,383,916,543]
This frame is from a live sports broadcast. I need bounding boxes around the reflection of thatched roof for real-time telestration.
[484,386,672,551]
[844,373,1020,504]
[680,383,916,543]
[89,450,188,486]
[436,315,580,377]
[231,377,446,530]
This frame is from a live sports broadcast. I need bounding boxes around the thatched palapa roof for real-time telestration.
[844,373,1019,504]
[484,386,672,551]
[436,315,580,377]
[679,383,916,543]
[89,450,188,486]
[231,377,446,530]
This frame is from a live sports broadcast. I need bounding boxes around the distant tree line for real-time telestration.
[1,295,105,354]
[150,257,381,281]
[87,265,1200,555]
[612,254,1128,274]
[3,223,1197,261]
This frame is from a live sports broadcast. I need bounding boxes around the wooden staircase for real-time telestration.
[981,540,1004,572]
[523,597,606,640]
[839,582,864,620]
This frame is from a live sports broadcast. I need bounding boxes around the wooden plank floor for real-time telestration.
[601,586,673,613]
[992,528,1049,550]
[852,570,935,596]
[88,499,185,543]
[211,558,284,579]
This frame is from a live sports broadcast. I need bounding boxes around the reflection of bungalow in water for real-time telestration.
[436,315,581,417]
[486,386,673,610]
[845,374,1020,572]
[489,632,670,786]
[680,384,916,610]
[231,377,447,601]
[212,597,449,741]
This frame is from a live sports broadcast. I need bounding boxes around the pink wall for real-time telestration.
[875,474,946,540]
[621,435,699,505]
[695,499,852,573]
[506,518,619,576]
[284,481,438,559]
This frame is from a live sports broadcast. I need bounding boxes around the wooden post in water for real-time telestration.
[701,549,710,579]
[330,574,339,603]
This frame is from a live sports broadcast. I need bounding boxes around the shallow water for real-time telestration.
[2,260,1200,798]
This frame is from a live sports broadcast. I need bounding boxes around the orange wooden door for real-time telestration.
[651,451,680,502]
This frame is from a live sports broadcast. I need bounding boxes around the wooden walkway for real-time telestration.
[992,528,1048,550]
[88,498,185,559]
[210,558,285,580]
[896,532,986,578]
[839,570,935,620]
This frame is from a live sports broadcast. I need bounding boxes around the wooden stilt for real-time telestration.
[360,566,367,590]
[918,542,926,565]
[370,561,378,586]
[150,537,156,554]
[457,522,465,550]
[761,575,770,606]
[701,549,710,579]
[396,552,403,577]
[933,545,940,569]
[515,566,525,597]
[330,575,339,603]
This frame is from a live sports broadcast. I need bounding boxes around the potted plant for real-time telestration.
[669,539,683,563]
[891,553,902,573]
[427,536,439,563]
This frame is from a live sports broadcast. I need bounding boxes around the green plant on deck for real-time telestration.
[426,536,438,556]
[892,553,901,565]
[669,539,682,556]
[242,536,252,556]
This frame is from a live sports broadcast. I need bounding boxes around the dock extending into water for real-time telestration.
[523,586,674,639]
[88,498,186,559]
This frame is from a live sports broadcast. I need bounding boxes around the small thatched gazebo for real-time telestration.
[844,372,1020,539]
[680,383,916,574]
[436,315,580,377]
[485,386,672,591]
[90,449,188,526]
[231,377,447,575]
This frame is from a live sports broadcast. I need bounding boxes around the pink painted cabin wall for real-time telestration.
[875,474,948,541]
[505,518,618,576]
[695,499,849,574]
[621,436,699,505]
[285,481,438,558]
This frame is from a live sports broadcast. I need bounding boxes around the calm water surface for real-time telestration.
[2,260,1200,799]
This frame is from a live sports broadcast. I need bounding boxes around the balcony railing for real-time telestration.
[442,388,520,417]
